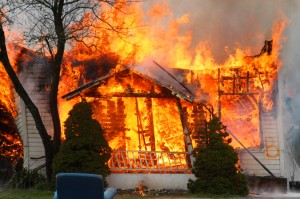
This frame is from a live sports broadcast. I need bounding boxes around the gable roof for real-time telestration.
[62,63,208,103]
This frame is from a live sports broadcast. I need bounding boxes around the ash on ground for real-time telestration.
[117,188,189,197]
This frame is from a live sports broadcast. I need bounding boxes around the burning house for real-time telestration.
[2,39,293,190]
[57,40,284,189]
[2,1,300,192]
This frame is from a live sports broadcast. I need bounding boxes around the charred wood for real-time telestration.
[84,92,177,99]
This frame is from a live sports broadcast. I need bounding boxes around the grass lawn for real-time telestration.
[0,189,246,199]
[0,188,251,199]
[0,189,53,199]
[0,189,195,199]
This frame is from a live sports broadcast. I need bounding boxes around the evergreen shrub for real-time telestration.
[187,116,248,196]
[52,100,111,186]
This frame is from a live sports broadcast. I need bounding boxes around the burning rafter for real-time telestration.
[62,67,196,103]
[83,91,178,99]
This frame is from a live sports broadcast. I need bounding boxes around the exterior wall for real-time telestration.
[107,173,196,190]
[14,95,51,171]
[14,49,53,171]
[238,110,283,177]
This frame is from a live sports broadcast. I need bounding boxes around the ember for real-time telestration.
[137,182,148,196]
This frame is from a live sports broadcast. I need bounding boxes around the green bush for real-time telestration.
[187,116,248,196]
[7,168,46,189]
[52,100,111,187]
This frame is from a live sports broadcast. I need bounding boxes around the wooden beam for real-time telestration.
[219,92,260,96]
[84,92,177,99]
[175,98,194,167]
[222,75,256,80]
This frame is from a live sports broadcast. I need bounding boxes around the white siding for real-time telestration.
[14,50,53,171]
[239,111,282,177]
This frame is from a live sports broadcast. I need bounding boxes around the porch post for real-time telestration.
[175,98,195,166]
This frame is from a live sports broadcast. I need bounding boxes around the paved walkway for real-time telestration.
[116,192,300,199]
[131,192,300,199]
[129,195,300,199]
[249,192,300,199]
[139,194,300,199]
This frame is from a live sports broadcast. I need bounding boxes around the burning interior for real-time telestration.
[59,40,279,175]
[62,67,202,173]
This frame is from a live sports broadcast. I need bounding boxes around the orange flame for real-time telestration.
[0,1,288,172]
[57,3,288,151]
[0,42,25,162]
[0,44,19,117]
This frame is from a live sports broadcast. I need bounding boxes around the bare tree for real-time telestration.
[0,6,53,182]
[0,0,133,182]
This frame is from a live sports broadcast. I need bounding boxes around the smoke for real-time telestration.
[68,55,118,83]
[15,48,52,99]
[278,0,300,180]
[143,0,292,63]
[257,192,300,198]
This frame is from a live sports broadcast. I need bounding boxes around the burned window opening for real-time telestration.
[217,58,278,149]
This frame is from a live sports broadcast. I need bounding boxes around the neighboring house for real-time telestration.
[13,46,53,172]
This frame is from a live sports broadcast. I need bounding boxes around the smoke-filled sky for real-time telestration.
[142,0,299,63]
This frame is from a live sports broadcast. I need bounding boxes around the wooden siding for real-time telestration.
[14,51,53,171]
[239,111,281,177]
